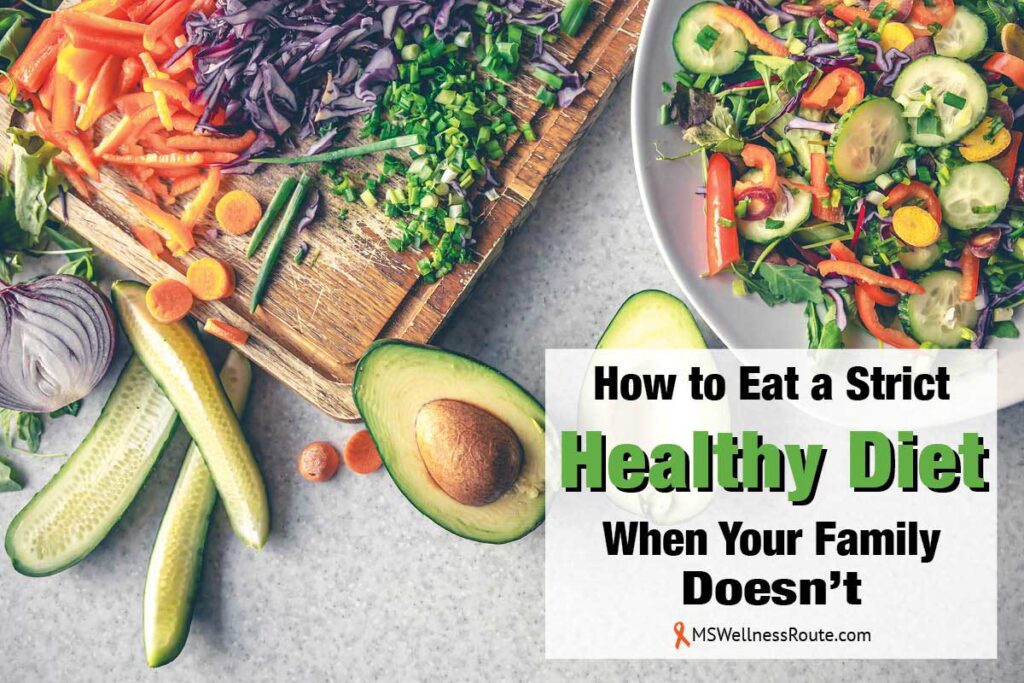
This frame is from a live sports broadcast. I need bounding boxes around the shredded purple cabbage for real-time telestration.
[785,116,836,135]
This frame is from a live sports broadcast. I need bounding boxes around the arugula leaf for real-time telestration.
[0,455,22,493]
[682,104,744,155]
[991,320,1020,339]
[805,298,845,349]
[50,400,81,419]
[805,301,821,348]
[9,128,63,242]
[759,263,824,304]
[731,261,783,306]
[0,409,43,453]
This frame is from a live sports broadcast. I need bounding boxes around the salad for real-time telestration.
[662,0,1024,349]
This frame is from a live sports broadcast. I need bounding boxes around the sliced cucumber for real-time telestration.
[829,97,908,183]
[892,56,988,147]
[674,2,748,75]
[773,108,823,173]
[5,357,177,577]
[144,351,252,668]
[898,270,980,347]
[934,7,988,61]
[939,163,1010,230]
[899,225,947,272]
[737,170,812,244]
[112,281,269,549]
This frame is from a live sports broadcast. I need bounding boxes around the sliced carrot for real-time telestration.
[186,257,236,301]
[74,0,132,15]
[31,105,62,150]
[102,151,205,168]
[57,11,147,39]
[201,152,239,165]
[144,1,190,52]
[343,430,383,475]
[854,285,919,349]
[818,260,925,295]
[54,158,92,200]
[125,189,195,250]
[167,130,257,153]
[38,70,57,111]
[120,56,144,94]
[166,49,194,77]
[204,319,249,345]
[169,173,205,197]
[157,166,199,179]
[115,91,155,115]
[138,53,174,130]
[147,176,174,205]
[9,17,62,93]
[130,0,167,21]
[215,190,263,235]
[77,55,123,130]
[171,111,198,133]
[141,133,176,154]
[51,72,76,133]
[181,169,221,228]
[144,0,182,23]
[827,241,900,307]
[130,223,167,260]
[65,25,151,58]
[146,278,193,323]
[960,247,980,302]
[59,134,100,181]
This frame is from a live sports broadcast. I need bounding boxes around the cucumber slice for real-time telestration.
[892,56,988,147]
[144,351,252,668]
[938,163,1010,230]
[674,2,748,75]
[899,225,947,272]
[5,357,177,577]
[898,270,980,347]
[934,7,988,61]
[112,281,269,549]
[737,170,812,244]
[829,97,908,183]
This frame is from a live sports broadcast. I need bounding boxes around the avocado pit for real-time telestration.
[414,399,523,506]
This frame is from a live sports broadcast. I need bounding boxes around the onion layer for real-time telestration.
[0,275,115,413]
[735,185,778,221]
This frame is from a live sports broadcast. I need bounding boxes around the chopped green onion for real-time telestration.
[695,25,720,52]
[253,135,421,165]
[765,218,785,231]
[915,111,939,136]
[535,85,557,107]
[560,0,593,38]
[942,92,966,110]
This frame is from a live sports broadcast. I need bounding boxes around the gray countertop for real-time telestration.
[3,74,1022,681]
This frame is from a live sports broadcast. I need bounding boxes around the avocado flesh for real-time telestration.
[353,340,545,544]
[597,290,707,349]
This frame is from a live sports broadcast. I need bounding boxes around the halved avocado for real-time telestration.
[353,340,544,544]
[596,290,707,349]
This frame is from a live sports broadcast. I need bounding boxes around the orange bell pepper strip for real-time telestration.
[31,103,61,150]
[991,131,1023,182]
[95,105,161,157]
[116,91,158,115]
[854,285,920,349]
[144,1,191,52]
[166,49,194,77]
[54,158,93,200]
[51,73,77,134]
[705,152,740,276]
[142,78,204,116]
[120,57,144,95]
[167,130,258,153]
[819,260,925,295]
[57,11,147,40]
[77,55,124,131]
[181,169,221,229]
[55,45,106,104]
[125,190,195,250]
[883,180,942,224]
[828,241,900,307]
[57,133,101,181]
[171,112,199,133]
[709,5,788,56]
[909,0,954,27]
[801,67,864,115]
[9,18,62,93]
[37,70,57,112]
[130,223,167,260]
[138,54,175,131]
[740,143,778,191]
[984,53,1024,90]
[101,151,206,168]
[960,246,980,302]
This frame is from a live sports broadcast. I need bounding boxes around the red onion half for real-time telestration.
[0,275,115,413]
[736,185,778,221]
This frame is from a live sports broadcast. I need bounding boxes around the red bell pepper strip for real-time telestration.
[709,5,789,56]
[705,153,740,276]
[9,18,62,93]
[851,199,867,249]
[960,246,980,302]
[909,0,954,28]
[801,67,865,115]
[883,180,943,224]
[829,241,900,306]
[740,143,778,190]
[819,260,925,294]
[984,53,1024,90]
[809,152,830,198]
[991,131,1023,182]
[854,285,920,349]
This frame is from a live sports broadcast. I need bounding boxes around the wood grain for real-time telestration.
[0,0,647,420]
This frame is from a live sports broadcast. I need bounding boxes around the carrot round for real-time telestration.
[186,257,235,301]
[145,278,193,323]
[343,429,383,475]
[817,260,925,295]
[204,318,249,345]
[215,190,263,235]
[298,442,340,482]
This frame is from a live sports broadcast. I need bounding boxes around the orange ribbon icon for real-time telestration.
[674,621,691,649]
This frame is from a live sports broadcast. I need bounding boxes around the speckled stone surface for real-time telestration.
[2,74,1022,681]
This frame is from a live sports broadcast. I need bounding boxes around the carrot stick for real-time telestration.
[59,134,100,180]
[77,55,123,130]
[65,25,149,59]
[58,11,148,39]
[818,260,925,295]
[144,1,190,52]
[55,158,93,200]
[167,130,257,153]
[138,53,174,130]
[131,223,167,260]
[101,151,206,168]
[9,18,62,93]
[144,0,182,23]
[147,176,174,205]
[186,257,236,300]
[38,70,57,111]
[960,247,980,302]
[201,152,239,165]
[203,319,248,345]
[215,189,263,235]
[51,72,76,133]
[130,0,167,21]
[171,112,199,133]
[827,241,900,307]
[165,49,194,77]
[120,57,144,94]
[169,173,205,197]
[145,278,193,323]
[142,133,177,154]
[180,168,221,228]
[125,189,195,250]
[343,430,383,474]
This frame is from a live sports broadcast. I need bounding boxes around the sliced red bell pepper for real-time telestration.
[829,241,900,306]
[819,260,925,294]
[984,52,1024,90]
[883,180,942,224]
[854,285,920,349]
[709,5,789,56]
[991,131,1023,182]
[740,143,778,190]
[809,152,830,198]
[801,67,865,115]
[909,0,954,28]
[960,246,980,302]
[705,153,740,276]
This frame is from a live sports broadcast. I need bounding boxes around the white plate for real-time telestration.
[630,0,1024,408]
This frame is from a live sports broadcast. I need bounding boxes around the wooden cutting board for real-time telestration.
[0,0,647,421]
